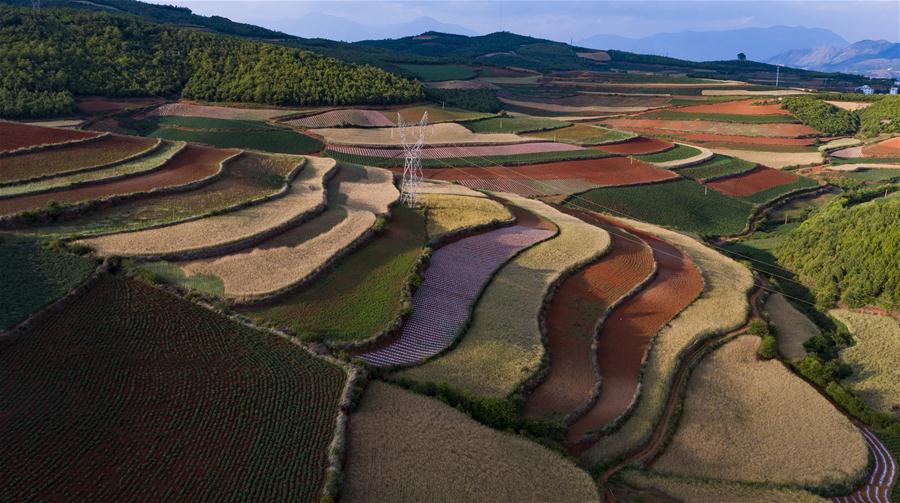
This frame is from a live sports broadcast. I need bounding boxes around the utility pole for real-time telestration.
[775,65,781,87]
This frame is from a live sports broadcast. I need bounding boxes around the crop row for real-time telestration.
[0,120,100,153]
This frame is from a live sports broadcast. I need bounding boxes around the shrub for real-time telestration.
[758,335,778,359]
[781,96,858,135]
[747,319,770,337]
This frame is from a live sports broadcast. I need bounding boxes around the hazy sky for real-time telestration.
[147,1,900,43]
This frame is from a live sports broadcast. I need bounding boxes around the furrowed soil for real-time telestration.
[523,212,655,422]
[618,128,817,147]
[0,121,99,152]
[565,215,703,451]
[595,137,674,155]
[76,97,165,114]
[704,166,798,197]
[0,135,158,183]
[0,145,234,216]
[602,118,817,138]
[863,136,900,157]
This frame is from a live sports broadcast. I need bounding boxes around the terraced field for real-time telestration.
[672,99,792,116]
[328,141,585,160]
[526,124,635,146]
[150,127,323,154]
[176,165,397,300]
[596,137,673,155]
[603,118,817,138]
[285,109,395,128]
[634,144,701,163]
[523,213,656,424]
[0,144,235,217]
[387,105,492,124]
[651,335,868,488]
[463,116,568,134]
[150,102,299,120]
[342,382,600,503]
[831,310,900,418]
[583,216,754,468]
[565,218,703,449]
[863,136,900,157]
[675,154,756,181]
[0,121,100,153]
[765,293,818,359]
[0,134,158,184]
[395,195,610,396]
[620,470,827,502]
[707,167,819,203]
[359,208,555,368]
[318,122,529,146]
[77,156,331,258]
[422,194,512,239]
[239,206,426,342]
[641,111,798,123]
[0,277,345,501]
[22,151,298,237]
[0,237,95,330]
[569,179,754,236]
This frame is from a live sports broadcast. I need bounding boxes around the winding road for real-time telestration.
[832,428,897,503]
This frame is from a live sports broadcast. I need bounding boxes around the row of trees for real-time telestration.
[0,6,423,118]
[782,95,900,137]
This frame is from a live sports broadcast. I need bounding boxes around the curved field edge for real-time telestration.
[0,275,346,501]
[340,381,600,503]
[651,335,869,490]
[394,193,611,399]
[582,215,754,468]
[618,470,828,502]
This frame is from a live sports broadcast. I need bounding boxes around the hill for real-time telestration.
[768,40,900,79]
[0,5,422,118]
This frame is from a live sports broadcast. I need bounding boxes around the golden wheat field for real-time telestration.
[652,335,868,487]
[422,194,512,239]
[584,215,754,467]
[620,470,828,503]
[832,309,900,417]
[766,293,819,359]
[341,382,600,503]
[316,122,530,146]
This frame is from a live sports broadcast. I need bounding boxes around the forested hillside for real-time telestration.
[776,195,900,311]
[0,6,422,117]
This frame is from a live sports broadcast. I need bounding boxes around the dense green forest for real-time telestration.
[423,88,503,113]
[775,195,900,311]
[0,6,422,117]
[859,96,900,137]
[781,96,859,135]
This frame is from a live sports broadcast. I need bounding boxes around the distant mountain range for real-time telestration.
[270,13,478,42]
[767,40,900,79]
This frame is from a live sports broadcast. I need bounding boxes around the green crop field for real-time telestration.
[741,176,819,204]
[240,206,426,342]
[568,179,753,236]
[0,276,345,501]
[830,156,900,165]
[148,116,274,130]
[150,128,322,154]
[325,148,608,169]
[641,111,799,123]
[836,168,900,182]
[677,154,756,181]
[0,238,95,330]
[634,144,701,163]
[527,124,635,145]
[462,116,569,134]
[396,63,476,81]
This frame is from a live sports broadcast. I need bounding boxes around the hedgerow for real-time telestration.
[858,96,900,137]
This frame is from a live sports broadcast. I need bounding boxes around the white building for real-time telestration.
[856,85,875,95]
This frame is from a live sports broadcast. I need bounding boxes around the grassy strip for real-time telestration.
[676,154,756,181]
[396,63,476,82]
[462,116,569,134]
[324,148,609,168]
[634,144,701,163]
[837,168,900,182]
[0,237,95,330]
[741,177,820,205]
[568,179,753,237]
[148,115,274,130]
[151,127,322,154]
[830,156,900,165]
[527,124,635,146]
[643,110,799,123]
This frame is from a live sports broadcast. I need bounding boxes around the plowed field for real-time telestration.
[704,166,799,197]
[565,218,703,449]
[0,135,158,184]
[863,136,900,157]
[618,128,817,147]
[0,121,100,152]
[0,145,233,216]
[286,109,395,128]
[602,118,817,138]
[77,97,165,114]
[595,137,673,154]
[673,99,790,116]
[523,213,655,422]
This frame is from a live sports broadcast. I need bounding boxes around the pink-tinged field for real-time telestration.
[863,136,900,157]
[832,429,897,503]
[357,223,555,367]
[285,109,395,128]
[603,118,817,138]
[673,99,791,116]
[328,142,584,159]
[149,102,298,120]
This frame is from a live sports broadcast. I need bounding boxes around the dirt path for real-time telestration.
[832,428,897,503]
[597,283,764,501]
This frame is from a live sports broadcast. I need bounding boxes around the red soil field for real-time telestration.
[523,213,655,422]
[0,121,100,152]
[595,137,674,154]
[603,118,817,138]
[0,135,159,184]
[862,136,900,157]
[565,216,703,453]
[408,157,678,189]
[704,165,798,197]
[77,97,166,114]
[0,145,235,216]
[673,99,790,116]
[613,127,817,147]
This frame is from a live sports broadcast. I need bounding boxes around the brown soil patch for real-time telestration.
[0,122,100,153]
[674,99,790,116]
[0,135,158,184]
[565,217,703,448]
[863,136,900,157]
[704,166,798,197]
[595,137,674,154]
[0,145,235,216]
[76,97,166,114]
[523,213,655,421]
[603,118,817,138]
[415,157,678,187]
[614,127,816,147]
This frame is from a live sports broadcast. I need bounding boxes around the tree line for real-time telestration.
[0,6,423,118]
[782,95,900,137]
